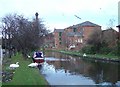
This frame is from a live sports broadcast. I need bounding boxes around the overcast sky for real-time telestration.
[0,0,119,32]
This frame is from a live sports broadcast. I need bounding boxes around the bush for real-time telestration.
[107,47,119,56]
[81,45,93,54]
[99,47,111,54]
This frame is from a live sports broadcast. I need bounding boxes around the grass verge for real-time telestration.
[0,82,1,87]
[2,53,48,85]
[46,50,120,62]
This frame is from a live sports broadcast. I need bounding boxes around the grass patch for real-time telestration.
[48,50,120,62]
[0,82,1,87]
[89,54,118,59]
[3,53,48,85]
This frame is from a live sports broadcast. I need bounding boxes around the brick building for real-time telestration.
[54,29,65,49]
[54,21,101,50]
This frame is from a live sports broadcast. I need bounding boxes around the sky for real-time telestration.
[0,0,119,32]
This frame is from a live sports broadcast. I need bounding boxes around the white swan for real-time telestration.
[27,55,31,58]
[83,53,86,57]
[9,62,19,69]
[28,62,38,67]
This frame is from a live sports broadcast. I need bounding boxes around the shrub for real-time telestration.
[99,47,111,54]
[107,47,119,56]
[81,45,93,54]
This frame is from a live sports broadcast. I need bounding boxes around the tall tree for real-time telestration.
[1,13,48,58]
[87,29,102,53]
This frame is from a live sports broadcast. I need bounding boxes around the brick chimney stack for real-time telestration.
[35,12,39,20]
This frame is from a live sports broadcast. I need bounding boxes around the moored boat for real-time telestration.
[32,51,44,64]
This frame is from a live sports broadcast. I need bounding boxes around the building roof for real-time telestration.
[66,21,101,29]
[102,28,118,32]
[54,29,64,32]
[78,21,101,27]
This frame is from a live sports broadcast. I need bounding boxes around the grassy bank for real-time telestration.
[46,50,120,62]
[0,82,1,87]
[2,53,48,85]
[61,51,120,62]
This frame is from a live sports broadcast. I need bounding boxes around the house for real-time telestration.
[54,21,102,50]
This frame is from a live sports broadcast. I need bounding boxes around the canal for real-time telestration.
[39,52,120,86]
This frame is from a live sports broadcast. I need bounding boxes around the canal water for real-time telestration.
[39,52,120,86]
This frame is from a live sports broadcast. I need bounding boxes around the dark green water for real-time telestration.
[39,52,120,86]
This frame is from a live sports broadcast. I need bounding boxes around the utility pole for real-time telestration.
[117,1,120,56]
[116,25,120,56]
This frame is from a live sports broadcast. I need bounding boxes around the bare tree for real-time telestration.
[87,29,102,53]
[86,28,118,54]
[107,19,115,29]
[1,13,48,58]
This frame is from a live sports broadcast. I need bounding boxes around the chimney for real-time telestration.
[35,12,39,20]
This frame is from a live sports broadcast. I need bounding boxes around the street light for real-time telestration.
[116,25,120,56]
[116,25,120,39]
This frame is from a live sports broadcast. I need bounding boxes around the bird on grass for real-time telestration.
[83,53,87,57]
[27,55,31,58]
[9,62,19,69]
[28,62,38,68]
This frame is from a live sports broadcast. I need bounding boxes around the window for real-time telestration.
[80,38,83,43]
[59,42,62,45]
[59,37,62,41]
[73,28,77,32]
[77,38,83,43]
[59,32,62,36]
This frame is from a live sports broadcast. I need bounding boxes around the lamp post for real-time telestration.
[116,25,120,56]
[116,25,120,40]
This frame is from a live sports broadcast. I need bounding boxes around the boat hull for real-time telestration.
[33,57,44,64]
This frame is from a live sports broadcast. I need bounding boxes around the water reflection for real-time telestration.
[40,52,120,85]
